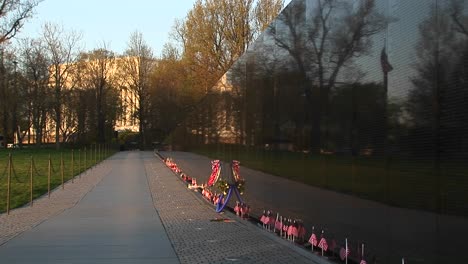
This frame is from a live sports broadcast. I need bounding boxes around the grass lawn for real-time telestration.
[192,145,467,216]
[0,146,116,214]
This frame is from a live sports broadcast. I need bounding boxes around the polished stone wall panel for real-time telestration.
[169,0,468,263]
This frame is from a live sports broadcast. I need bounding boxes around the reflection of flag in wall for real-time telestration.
[340,247,350,260]
[329,239,337,251]
[380,47,393,73]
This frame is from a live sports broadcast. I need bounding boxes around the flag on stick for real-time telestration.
[309,227,317,250]
[318,234,328,256]
[309,232,318,247]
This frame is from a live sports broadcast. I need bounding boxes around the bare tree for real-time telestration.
[78,43,116,143]
[173,0,284,93]
[254,0,285,33]
[0,0,41,43]
[20,37,50,145]
[122,31,154,149]
[0,48,14,144]
[42,22,81,149]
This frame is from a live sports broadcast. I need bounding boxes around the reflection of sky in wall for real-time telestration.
[360,0,433,100]
[226,0,453,103]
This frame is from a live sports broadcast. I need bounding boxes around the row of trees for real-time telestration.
[0,25,153,149]
[146,0,285,148]
[0,0,285,149]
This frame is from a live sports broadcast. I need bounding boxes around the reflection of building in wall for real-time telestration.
[206,73,239,144]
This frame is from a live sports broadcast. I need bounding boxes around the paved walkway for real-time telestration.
[0,155,113,246]
[0,151,325,264]
[0,152,178,264]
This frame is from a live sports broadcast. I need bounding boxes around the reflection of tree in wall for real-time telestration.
[406,1,468,215]
[273,0,386,153]
[328,82,386,154]
[407,1,468,158]
[226,55,248,145]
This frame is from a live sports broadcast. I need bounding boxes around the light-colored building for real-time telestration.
[21,56,140,145]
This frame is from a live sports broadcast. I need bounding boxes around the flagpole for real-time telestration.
[275,213,279,233]
[321,230,324,256]
[280,216,282,237]
[381,37,393,264]
[311,226,314,252]
[362,243,364,260]
[345,238,348,264]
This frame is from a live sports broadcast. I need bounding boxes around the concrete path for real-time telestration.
[0,152,179,264]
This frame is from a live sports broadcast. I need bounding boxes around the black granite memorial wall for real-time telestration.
[169,0,468,262]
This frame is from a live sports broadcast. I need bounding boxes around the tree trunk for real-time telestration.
[139,100,145,150]
[55,96,61,149]
[97,86,105,143]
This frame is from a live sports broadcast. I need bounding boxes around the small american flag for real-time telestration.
[318,237,328,251]
[309,233,318,246]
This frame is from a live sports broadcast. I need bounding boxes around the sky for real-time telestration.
[17,0,292,56]
[17,0,197,55]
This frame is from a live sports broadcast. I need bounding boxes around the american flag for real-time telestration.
[380,47,393,74]
[340,247,350,261]
[309,233,318,247]
[318,237,328,251]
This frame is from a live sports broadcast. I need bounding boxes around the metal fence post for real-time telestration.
[78,149,81,179]
[61,153,64,190]
[71,150,74,183]
[30,156,34,207]
[6,153,12,214]
[84,147,87,172]
[48,154,51,198]
[94,144,97,166]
